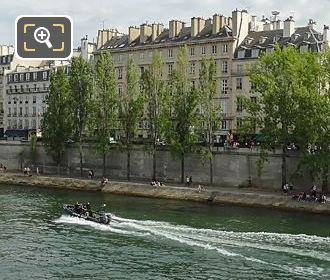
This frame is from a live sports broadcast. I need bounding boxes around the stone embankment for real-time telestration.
[0,173,329,215]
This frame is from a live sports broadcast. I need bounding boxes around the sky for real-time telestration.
[1,0,330,47]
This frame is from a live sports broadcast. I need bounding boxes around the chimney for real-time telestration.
[96,29,114,49]
[191,17,205,37]
[308,19,316,30]
[227,17,232,28]
[129,26,140,43]
[232,9,251,46]
[275,20,283,30]
[323,25,330,47]
[283,17,295,38]
[151,23,164,41]
[205,18,212,26]
[140,24,152,43]
[169,20,185,38]
[212,14,220,34]
[263,21,273,31]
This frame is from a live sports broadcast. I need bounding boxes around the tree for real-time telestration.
[198,58,221,185]
[41,67,72,173]
[166,46,201,183]
[69,56,93,177]
[141,51,169,181]
[119,56,145,180]
[242,45,320,187]
[89,52,118,176]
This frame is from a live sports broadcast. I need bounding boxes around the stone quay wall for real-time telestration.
[0,141,313,190]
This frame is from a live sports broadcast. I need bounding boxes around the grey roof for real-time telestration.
[235,26,324,58]
[99,25,233,51]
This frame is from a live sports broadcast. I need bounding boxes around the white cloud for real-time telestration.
[0,0,329,46]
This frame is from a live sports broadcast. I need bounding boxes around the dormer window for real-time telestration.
[245,37,253,45]
[238,50,245,59]
[259,36,267,44]
[266,47,274,54]
[304,32,311,40]
[251,48,260,58]
[273,35,280,43]
[293,34,300,41]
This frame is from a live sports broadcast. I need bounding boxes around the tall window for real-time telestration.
[236,78,243,90]
[212,45,217,54]
[221,61,228,74]
[25,119,29,129]
[33,95,36,103]
[221,120,227,130]
[201,46,206,55]
[221,79,228,94]
[250,96,257,103]
[222,44,228,53]
[42,71,48,80]
[237,64,243,74]
[190,47,195,56]
[190,62,196,75]
[236,97,243,112]
[168,49,173,58]
[168,63,173,75]
[14,74,18,82]
[118,68,123,79]
[118,84,123,96]
[33,72,37,81]
[20,73,24,81]
[26,73,30,81]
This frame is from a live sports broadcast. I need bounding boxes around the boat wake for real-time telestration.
[55,214,330,278]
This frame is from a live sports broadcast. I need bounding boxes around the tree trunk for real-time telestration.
[209,144,213,185]
[79,142,83,177]
[322,164,329,195]
[127,149,131,181]
[181,151,185,184]
[281,146,287,187]
[152,145,156,181]
[102,153,106,176]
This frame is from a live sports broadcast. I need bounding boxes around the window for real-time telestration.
[33,72,37,81]
[212,45,217,54]
[19,107,23,117]
[20,85,24,93]
[8,120,11,129]
[20,73,24,81]
[190,62,196,75]
[250,82,256,92]
[250,96,257,103]
[33,96,36,103]
[221,61,228,74]
[14,107,17,116]
[139,52,144,59]
[191,80,196,90]
[25,107,29,116]
[25,96,29,104]
[32,106,36,115]
[14,74,18,82]
[118,67,123,79]
[19,96,23,103]
[42,71,47,80]
[32,119,36,129]
[118,54,123,62]
[7,75,12,83]
[238,50,245,59]
[201,46,206,55]
[236,97,243,112]
[220,100,228,114]
[221,79,228,94]
[168,49,173,58]
[251,49,260,58]
[237,118,243,128]
[237,64,243,74]
[222,44,228,53]
[25,119,29,129]
[8,108,11,116]
[168,63,173,75]
[118,84,123,96]
[138,120,144,129]
[190,47,195,56]
[221,120,227,130]
[140,66,145,75]
[26,73,30,81]
[236,78,243,90]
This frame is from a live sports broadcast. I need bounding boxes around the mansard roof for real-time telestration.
[99,25,233,51]
[235,26,324,58]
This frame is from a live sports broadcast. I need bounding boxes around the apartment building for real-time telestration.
[94,10,329,139]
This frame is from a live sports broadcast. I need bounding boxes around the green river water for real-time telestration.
[0,184,330,280]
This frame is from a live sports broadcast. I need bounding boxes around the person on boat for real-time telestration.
[74,202,80,213]
[86,202,93,216]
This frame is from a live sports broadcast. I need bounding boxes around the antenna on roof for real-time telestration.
[271,11,280,21]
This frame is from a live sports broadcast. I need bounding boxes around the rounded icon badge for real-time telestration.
[34,27,53,48]
[15,15,73,60]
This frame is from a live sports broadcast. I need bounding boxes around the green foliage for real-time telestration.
[89,52,119,175]
[119,56,145,179]
[166,46,201,182]
[242,45,320,184]
[69,56,93,176]
[141,51,170,180]
[41,67,72,165]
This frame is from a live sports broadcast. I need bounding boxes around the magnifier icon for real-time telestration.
[34,27,53,49]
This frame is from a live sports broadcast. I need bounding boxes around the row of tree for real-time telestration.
[41,47,222,183]
[240,46,330,193]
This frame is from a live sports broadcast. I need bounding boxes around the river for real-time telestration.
[0,184,329,280]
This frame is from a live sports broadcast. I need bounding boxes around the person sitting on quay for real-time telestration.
[197,185,206,193]
[151,180,163,187]
[88,169,94,179]
[100,176,109,187]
